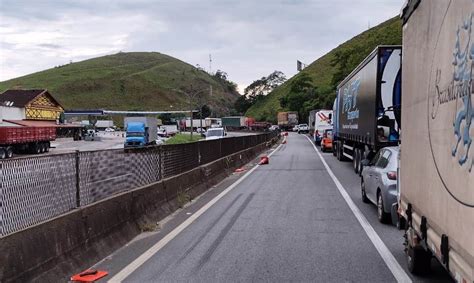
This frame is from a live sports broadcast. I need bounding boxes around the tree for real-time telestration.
[244,70,286,99]
[234,95,252,114]
[279,73,316,121]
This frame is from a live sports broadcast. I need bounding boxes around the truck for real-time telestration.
[333,45,402,174]
[277,111,299,130]
[124,117,158,148]
[398,1,473,281]
[184,118,210,130]
[221,116,246,129]
[0,126,56,159]
[313,110,333,144]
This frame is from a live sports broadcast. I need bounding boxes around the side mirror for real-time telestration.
[361,159,370,167]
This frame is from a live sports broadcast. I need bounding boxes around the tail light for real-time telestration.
[387,171,397,180]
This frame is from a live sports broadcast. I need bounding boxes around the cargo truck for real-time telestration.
[221,116,246,129]
[333,45,402,174]
[277,111,299,130]
[398,1,473,281]
[124,117,158,148]
[0,126,56,159]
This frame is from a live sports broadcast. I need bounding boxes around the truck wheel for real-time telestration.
[33,144,41,154]
[361,179,370,203]
[353,148,359,173]
[357,149,364,174]
[45,142,50,152]
[377,192,391,224]
[336,142,342,160]
[0,149,6,159]
[397,215,406,230]
[6,147,13,158]
[332,142,337,157]
[407,245,431,275]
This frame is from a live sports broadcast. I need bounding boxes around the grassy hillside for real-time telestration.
[0,52,238,115]
[246,16,402,122]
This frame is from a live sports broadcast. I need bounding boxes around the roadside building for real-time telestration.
[0,89,83,139]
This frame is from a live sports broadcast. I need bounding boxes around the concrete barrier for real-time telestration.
[0,141,277,282]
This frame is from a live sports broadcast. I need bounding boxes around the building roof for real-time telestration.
[0,89,59,108]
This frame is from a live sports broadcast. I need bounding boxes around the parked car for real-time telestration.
[205,127,227,140]
[360,147,399,224]
[320,129,333,152]
[105,127,115,132]
[269,125,280,132]
[297,123,309,134]
[292,125,299,132]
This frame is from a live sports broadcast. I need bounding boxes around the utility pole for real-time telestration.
[209,54,212,74]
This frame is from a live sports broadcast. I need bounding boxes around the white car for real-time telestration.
[292,125,299,132]
[297,124,309,134]
[205,128,226,140]
[105,127,115,132]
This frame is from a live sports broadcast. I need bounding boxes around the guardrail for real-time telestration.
[0,132,278,237]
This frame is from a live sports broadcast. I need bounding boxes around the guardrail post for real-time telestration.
[75,150,80,208]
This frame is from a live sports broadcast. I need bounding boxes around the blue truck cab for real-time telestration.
[125,122,149,147]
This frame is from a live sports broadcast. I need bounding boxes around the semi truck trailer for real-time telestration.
[333,45,402,174]
[0,126,56,159]
[398,1,473,281]
[221,116,246,129]
[277,111,298,130]
[124,117,158,148]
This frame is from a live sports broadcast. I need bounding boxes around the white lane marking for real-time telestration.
[108,142,283,282]
[305,136,411,283]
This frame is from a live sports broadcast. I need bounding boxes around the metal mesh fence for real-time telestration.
[0,154,77,236]
[0,132,278,236]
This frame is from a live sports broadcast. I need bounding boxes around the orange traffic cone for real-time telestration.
[259,156,269,165]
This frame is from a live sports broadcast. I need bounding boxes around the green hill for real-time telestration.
[246,16,402,122]
[0,52,239,115]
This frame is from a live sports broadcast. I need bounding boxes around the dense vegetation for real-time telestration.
[245,16,402,123]
[0,52,239,116]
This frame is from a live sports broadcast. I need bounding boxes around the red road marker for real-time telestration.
[71,269,108,282]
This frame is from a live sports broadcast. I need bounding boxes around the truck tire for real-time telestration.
[357,149,364,175]
[32,143,41,154]
[407,245,431,275]
[45,142,50,152]
[353,148,359,173]
[6,147,13,158]
[0,148,6,159]
[361,179,370,203]
[377,192,391,224]
[336,142,342,161]
[332,142,337,156]
[40,143,47,153]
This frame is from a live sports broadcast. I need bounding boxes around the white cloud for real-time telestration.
[0,0,403,89]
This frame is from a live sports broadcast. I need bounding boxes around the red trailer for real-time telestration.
[0,126,56,159]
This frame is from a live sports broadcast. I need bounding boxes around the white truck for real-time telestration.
[313,110,333,145]
[399,1,473,281]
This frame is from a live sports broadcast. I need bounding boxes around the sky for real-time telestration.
[0,0,402,92]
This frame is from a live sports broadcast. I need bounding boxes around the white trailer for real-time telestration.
[399,1,473,281]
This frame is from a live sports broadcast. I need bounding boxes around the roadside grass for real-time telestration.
[165,133,203,144]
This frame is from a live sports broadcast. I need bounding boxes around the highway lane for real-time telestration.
[317,136,452,282]
[98,132,418,282]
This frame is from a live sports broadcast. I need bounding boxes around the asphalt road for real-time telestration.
[95,133,452,282]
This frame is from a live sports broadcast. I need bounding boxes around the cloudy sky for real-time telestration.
[0,0,402,92]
